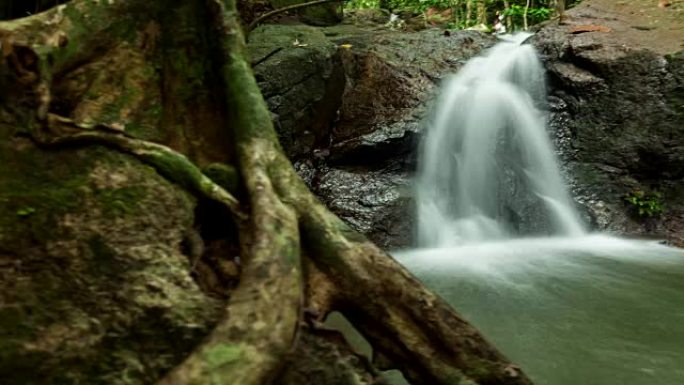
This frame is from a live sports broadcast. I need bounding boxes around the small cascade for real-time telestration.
[416,33,584,247]
[401,33,684,385]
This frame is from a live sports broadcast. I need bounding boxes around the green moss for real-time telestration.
[160,1,213,104]
[0,141,97,245]
[99,86,140,122]
[147,102,164,121]
[202,163,240,194]
[96,186,147,218]
[203,344,243,369]
[143,150,206,193]
[54,2,143,68]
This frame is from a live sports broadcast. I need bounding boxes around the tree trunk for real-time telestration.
[465,0,474,27]
[476,1,487,27]
[556,0,566,17]
[0,1,534,384]
[503,0,513,31]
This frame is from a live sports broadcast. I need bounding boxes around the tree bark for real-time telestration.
[0,1,534,384]
[503,1,513,31]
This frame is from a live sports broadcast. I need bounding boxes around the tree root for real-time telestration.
[33,115,302,385]
[1,1,536,384]
[299,206,529,385]
[38,115,245,222]
[208,0,533,382]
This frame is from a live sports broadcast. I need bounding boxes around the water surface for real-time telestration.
[396,236,684,385]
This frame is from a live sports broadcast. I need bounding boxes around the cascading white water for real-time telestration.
[399,34,684,385]
[416,33,584,247]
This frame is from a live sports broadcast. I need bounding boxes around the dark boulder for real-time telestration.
[249,25,345,159]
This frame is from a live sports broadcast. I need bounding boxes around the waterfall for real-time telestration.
[399,34,684,385]
[416,33,584,247]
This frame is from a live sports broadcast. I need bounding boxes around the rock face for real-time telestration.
[533,3,684,244]
[250,25,344,159]
[250,24,494,247]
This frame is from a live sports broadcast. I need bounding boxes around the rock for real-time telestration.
[0,142,223,384]
[254,10,684,246]
[330,29,495,164]
[533,3,684,243]
[249,24,345,159]
[278,328,380,385]
[306,164,414,249]
[310,29,493,248]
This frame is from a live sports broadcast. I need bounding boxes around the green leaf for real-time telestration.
[16,207,36,217]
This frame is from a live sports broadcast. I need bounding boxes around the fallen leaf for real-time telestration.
[339,43,353,49]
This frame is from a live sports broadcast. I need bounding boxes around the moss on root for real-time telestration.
[202,163,240,194]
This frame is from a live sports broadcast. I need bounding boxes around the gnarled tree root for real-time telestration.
[1,0,535,384]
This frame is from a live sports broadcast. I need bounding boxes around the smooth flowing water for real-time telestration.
[416,33,583,246]
[401,34,684,385]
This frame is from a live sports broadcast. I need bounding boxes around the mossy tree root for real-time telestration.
[206,0,534,383]
[39,116,245,221]
[1,0,535,384]
[36,116,302,385]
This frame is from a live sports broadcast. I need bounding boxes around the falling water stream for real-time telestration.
[395,33,684,384]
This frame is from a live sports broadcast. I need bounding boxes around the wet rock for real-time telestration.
[533,7,684,243]
[249,24,345,159]
[308,165,414,249]
[330,29,495,164]
[315,29,493,247]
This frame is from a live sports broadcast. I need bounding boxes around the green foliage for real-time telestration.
[346,0,380,9]
[502,4,551,27]
[346,0,581,31]
[624,190,664,218]
[384,0,456,13]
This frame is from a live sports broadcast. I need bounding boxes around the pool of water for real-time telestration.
[395,235,684,385]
